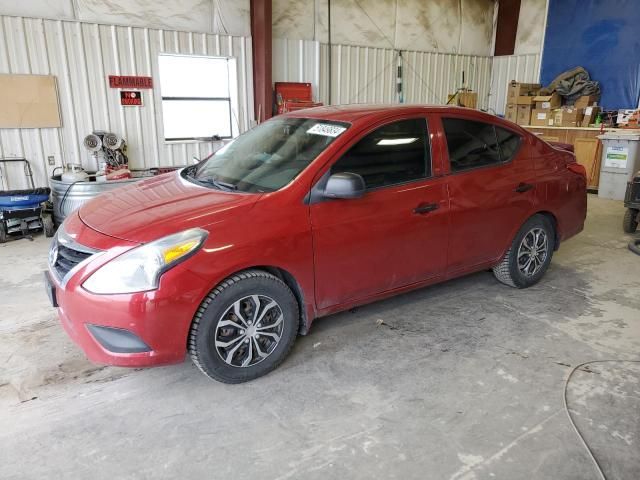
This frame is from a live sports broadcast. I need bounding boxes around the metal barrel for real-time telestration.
[50,174,141,225]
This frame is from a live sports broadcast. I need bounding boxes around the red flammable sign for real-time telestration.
[109,75,153,89]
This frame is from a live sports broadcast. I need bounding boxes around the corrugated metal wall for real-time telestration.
[318,43,398,105]
[0,15,253,190]
[0,15,538,190]
[401,50,493,109]
[488,53,541,116]
[272,40,542,117]
[272,38,319,99]
[273,40,493,110]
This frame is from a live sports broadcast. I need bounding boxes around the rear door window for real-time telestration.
[331,118,430,189]
[442,119,522,173]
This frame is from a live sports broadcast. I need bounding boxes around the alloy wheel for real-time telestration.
[214,295,284,368]
[517,227,549,277]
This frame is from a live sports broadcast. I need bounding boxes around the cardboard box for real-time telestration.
[447,91,477,109]
[507,81,541,101]
[574,95,598,109]
[626,111,640,129]
[553,107,584,127]
[516,95,536,105]
[516,105,532,125]
[505,103,518,123]
[530,109,555,127]
[617,109,636,125]
[534,93,561,110]
[458,91,477,109]
[582,106,601,126]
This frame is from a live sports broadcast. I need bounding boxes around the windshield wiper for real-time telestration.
[198,176,238,191]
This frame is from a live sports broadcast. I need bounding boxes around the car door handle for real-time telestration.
[413,203,439,215]
[514,182,534,193]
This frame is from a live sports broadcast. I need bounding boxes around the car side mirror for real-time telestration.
[324,172,366,199]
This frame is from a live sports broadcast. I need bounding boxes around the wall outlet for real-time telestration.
[47,155,55,166]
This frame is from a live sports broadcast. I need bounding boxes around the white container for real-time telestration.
[597,132,640,200]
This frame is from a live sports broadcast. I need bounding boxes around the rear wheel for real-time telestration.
[0,222,6,243]
[623,208,639,234]
[493,215,555,288]
[188,270,299,383]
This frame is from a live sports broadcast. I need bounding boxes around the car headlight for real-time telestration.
[83,228,208,294]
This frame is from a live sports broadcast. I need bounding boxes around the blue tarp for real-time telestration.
[541,0,640,110]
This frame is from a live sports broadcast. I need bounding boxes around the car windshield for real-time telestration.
[183,117,350,193]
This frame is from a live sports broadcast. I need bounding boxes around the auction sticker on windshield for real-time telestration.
[307,124,346,137]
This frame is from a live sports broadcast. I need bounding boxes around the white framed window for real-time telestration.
[158,54,237,141]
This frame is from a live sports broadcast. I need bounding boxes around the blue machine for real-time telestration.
[0,158,55,243]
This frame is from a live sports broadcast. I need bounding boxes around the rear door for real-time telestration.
[437,116,536,274]
[310,116,449,310]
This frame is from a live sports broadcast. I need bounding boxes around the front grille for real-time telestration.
[54,244,92,279]
[49,228,99,283]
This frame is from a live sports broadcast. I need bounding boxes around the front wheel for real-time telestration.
[493,215,556,288]
[623,208,639,234]
[188,270,299,383]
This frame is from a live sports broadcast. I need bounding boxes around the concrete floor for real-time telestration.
[1,194,639,480]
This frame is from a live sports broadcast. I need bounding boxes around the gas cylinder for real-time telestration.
[61,164,89,183]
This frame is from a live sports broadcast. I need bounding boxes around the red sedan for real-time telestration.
[45,105,587,383]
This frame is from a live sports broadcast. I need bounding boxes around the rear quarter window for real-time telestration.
[495,126,523,162]
[442,118,523,172]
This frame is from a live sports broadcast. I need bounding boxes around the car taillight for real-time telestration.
[567,163,586,177]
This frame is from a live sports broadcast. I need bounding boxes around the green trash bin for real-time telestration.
[597,132,640,201]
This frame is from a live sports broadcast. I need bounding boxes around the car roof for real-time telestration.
[283,104,505,125]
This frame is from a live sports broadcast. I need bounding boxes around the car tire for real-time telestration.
[0,222,6,243]
[623,208,639,234]
[188,270,299,383]
[43,214,56,238]
[493,214,556,289]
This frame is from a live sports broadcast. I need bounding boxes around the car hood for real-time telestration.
[78,171,261,243]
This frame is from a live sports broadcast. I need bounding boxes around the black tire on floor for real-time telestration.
[0,222,6,243]
[492,214,556,289]
[623,208,639,234]
[188,270,299,383]
[42,214,56,238]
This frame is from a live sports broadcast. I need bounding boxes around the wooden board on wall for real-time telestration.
[0,74,61,128]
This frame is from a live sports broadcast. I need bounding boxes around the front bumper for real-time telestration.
[47,214,210,367]
[49,262,208,367]
[55,299,172,367]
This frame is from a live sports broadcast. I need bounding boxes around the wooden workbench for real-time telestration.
[523,125,605,144]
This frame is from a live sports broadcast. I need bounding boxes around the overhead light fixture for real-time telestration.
[377,137,418,146]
